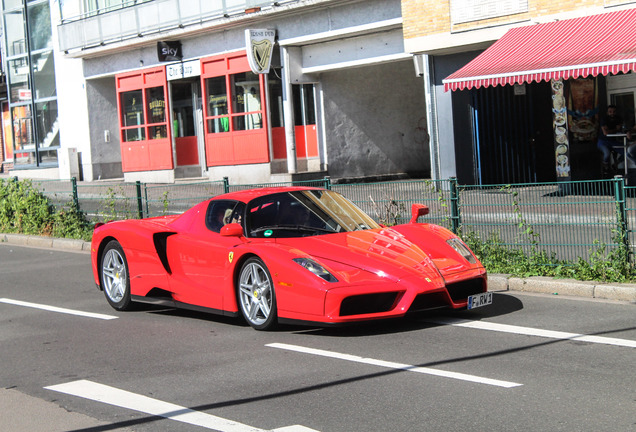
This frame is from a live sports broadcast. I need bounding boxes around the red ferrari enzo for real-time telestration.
[91,187,490,330]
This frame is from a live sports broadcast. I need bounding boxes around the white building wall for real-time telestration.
[321,61,429,179]
[52,0,92,180]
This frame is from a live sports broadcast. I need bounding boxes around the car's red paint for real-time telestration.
[91,187,487,328]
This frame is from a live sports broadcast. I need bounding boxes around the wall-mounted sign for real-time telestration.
[514,83,526,96]
[157,41,182,62]
[166,60,201,81]
[18,89,31,100]
[245,29,276,74]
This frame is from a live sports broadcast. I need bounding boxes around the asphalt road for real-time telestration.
[1,243,634,432]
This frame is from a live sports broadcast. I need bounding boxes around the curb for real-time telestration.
[2,233,635,303]
[488,274,636,303]
[1,233,92,253]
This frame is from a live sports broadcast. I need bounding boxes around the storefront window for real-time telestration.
[293,84,316,126]
[201,52,269,166]
[119,84,169,142]
[8,58,30,104]
[232,72,261,114]
[149,124,167,140]
[121,90,144,126]
[27,1,52,51]
[205,76,229,133]
[2,104,14,160]
[35,99,58,148]
[232,71,262,131]
[120,90,145,141]
[3,0,24,10]
[12,105,34,151]
[11,104,35,165]
[146,86,167,139]
[207,76,228,115]
[31,52,56,99]
[3,8,26,56]
[37,147,58,165]
[146,86,165,123]
[3,0,58,168]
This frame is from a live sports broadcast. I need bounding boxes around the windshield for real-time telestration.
[246,190,380,238]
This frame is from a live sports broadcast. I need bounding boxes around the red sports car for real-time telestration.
[91,187,490,330]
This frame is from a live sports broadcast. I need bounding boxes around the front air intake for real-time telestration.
[446,278,485,302]
[339,292,399,316]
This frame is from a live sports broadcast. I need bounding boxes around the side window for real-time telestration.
[205,200,245,233]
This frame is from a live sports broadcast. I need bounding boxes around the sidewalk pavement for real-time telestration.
[0,387,135,432]
[2,232,636,303]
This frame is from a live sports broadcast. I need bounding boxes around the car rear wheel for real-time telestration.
[100,240,132,311]
[237,257,277,330]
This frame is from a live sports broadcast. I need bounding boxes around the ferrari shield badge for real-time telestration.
[228,251,234,263]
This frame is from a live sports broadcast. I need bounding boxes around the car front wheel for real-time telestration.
[237,257,277,330]
[100,240,132,311]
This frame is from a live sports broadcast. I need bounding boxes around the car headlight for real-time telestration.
[447,238,477,263]
[293,258,338,282]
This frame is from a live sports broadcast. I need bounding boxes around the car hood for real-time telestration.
[275,228,442,282]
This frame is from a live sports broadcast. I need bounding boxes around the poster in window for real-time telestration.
[147,87,166,124]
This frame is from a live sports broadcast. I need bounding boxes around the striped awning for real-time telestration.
[443,8,636,92]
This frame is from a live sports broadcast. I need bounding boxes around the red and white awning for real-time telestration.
[443,8,636,91]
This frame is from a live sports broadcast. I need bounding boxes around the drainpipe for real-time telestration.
[421,54,441,181]
[281,46,297,174]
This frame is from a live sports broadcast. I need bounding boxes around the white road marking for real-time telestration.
[0,298,117,320]
[430,318,636,349]
[266,343,522,388]
[45,380,319,432]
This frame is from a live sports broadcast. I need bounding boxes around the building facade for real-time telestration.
[403,0,636,185]
[1,0,58,176]
[2,0,430,184]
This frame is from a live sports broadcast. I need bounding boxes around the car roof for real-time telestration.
[212,186,325,203]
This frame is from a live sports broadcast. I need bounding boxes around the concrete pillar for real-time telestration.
[281,46,297,174]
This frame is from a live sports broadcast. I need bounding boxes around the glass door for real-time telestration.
[171,79,201,168]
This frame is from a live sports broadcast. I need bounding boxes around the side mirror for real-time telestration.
[220,223,244,237]
[410,204,429,224]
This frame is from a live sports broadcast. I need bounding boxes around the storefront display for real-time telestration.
[116,67,173,172]
[201,52,268,167]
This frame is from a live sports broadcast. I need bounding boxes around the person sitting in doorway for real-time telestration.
[597,105,624,176]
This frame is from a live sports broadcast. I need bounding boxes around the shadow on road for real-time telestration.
[292,293,524,337]
[117,292,524,337]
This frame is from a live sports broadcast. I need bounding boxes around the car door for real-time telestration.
[167,200,245,310]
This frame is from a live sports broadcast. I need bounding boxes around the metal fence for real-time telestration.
[13,176,636,264]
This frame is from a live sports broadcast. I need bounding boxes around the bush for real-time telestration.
[0,178,93,241]
[462,230,634,283]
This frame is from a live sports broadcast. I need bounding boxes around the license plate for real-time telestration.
[467,292,493,309]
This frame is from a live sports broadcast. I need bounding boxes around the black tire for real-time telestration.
[100,240,132,311]
[237,257,277,330]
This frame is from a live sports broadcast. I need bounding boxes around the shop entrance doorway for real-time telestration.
[171,79,205,178]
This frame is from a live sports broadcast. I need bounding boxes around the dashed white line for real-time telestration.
[45,380,319,432]
[429,318,636,348]
[266,343,522,388]
[0,298,117,320]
